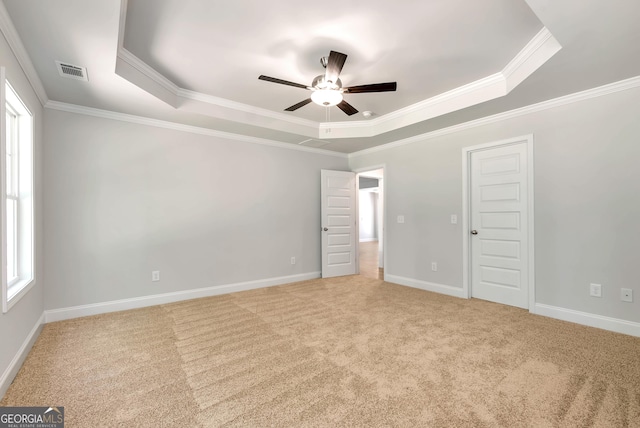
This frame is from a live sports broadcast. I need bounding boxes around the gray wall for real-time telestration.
[43,109,348,310]
[350,85,640,323]
[0,33,44,391]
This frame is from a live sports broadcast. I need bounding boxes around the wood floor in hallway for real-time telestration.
[359,240,383,279]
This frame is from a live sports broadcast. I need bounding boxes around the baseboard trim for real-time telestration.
[359,238,378,243]
[44,272,321,323]
[385,274,466,299]
[0,312,44,398]
[533,303,640,338]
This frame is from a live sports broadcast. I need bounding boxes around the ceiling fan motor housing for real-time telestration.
[312,75,342,90]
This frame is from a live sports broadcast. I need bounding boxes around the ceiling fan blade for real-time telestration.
[325,51,347,84]
[336,100,358,116]
[344,82,397,93]
[284,98,313,111]
[259,75,309,90]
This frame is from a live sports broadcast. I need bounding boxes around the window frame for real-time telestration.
[6,101,18,286]
[2,69,35,313]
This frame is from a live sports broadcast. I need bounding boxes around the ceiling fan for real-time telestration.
[258,50,397,116]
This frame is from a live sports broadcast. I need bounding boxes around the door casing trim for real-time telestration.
[461,134,535,311]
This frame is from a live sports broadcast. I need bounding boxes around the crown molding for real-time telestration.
[115,51,318,135]
[321,27,561,139]
[177,88,318,128]
[115,48,179,107]
[318,73,506,140]
[115,46,319,130]
[503,27,562,92]
[504,27,553,79]
[117,0,129,48]
[115,0,562,141]
[0,1,48,106]
[349,75,640,158]
[118,48,179,97]
[44,100,348,158]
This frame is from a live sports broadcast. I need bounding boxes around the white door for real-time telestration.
[321,170,357,278]
[470,142,529,308]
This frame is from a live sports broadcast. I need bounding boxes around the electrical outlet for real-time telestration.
[397,215,405,224]
[431,262,438,272]
[589,283,601,297]
[621,288,633,302]
[152,271,160,282]
[291,256,296,265]
[451,214,458,224]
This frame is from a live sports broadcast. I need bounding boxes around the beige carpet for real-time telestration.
[2,276,640,427]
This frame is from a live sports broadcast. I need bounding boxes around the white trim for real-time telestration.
[349,75,640,158]
[461,135,535,309]
[44,272,321,323]
[118,48,178,95]
[178,88,319,129]
[116,48,179,101]
[1,67,6,312]
[375,73,505,126]
[526,140,535,310]
[503,27,562,92]
[117,0,128,48]
[320,28,560,139]
[533,303,640,338]
[0,2,48,106]
[503,28,554,79]
[5,279,36,313]
[0,312,44,398]
[114,50,317,132]
[44,101,348,159]
[2,77,36,313]
[359,238,377,243]
[385,274,466,299]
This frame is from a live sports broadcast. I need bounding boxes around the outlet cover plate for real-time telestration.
[590,283,602,297]
[621,288,633,302]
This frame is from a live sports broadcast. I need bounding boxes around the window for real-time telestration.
[2,74,34,312]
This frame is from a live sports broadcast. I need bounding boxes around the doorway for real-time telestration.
[357,168,384,280]
[462,135,534,309]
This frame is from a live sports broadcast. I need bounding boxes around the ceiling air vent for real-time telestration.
[55,61,88,81]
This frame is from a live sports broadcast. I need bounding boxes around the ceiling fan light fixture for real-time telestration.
[311,89,343,107]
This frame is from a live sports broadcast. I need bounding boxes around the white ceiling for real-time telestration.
[123,0,542,119]
[2,0,640,153]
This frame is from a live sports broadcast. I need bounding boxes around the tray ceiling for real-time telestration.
[2,0,640,153]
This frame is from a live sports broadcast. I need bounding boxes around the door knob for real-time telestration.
[471,230,478,235]
[323,227,329,231]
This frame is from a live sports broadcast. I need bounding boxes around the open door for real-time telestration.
[321,170,357,278]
